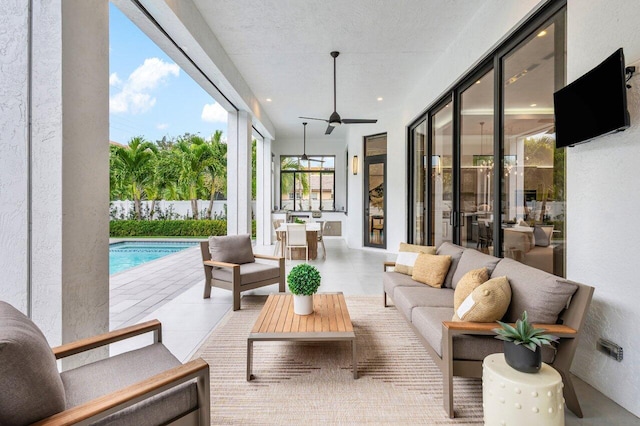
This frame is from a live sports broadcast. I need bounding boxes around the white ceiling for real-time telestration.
[190,0,483,140]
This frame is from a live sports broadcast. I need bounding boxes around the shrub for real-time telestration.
[110,220,228,237]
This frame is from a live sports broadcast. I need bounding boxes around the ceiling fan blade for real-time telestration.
[342,119,378,124]
[298,116,329,122]
[325,125,335,135]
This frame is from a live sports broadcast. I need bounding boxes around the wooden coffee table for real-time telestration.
[247,292,357,381]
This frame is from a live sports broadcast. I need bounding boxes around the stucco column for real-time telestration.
[0,0,109,362]
[227,110,253,235]
[255,137,273,246]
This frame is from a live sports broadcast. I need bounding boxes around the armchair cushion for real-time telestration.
[0,301,66,425]
[208,234,255,264]
[394,243,436,275]
[212,262,281,285]
[61,343,197,426]
[411,253,451,288]
[534,225,554,247]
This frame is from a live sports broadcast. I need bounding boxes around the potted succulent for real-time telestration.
[287,263,321,315]
[493,311,559,373]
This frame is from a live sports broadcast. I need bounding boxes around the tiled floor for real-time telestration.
[109,238,639,424]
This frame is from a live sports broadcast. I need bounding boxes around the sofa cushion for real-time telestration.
[451,249,501,289]
[212,262,280,285]
[208,234,255,264]
[394,286,455,321]
[436,242,465,288]
[453,267,489,311]
[453,276,511,322]
[492,258,578,323]
[0,301,66,425]
[61,343,197,426]
[411,307,555,363]
[411,253,451,288]
[383,271,426,301]
[534,225,554,247]
[394,243,436,275]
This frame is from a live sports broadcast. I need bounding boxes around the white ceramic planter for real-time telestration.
[293,294,314,315]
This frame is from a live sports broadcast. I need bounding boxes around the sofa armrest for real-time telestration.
[32,358,210,426]
[442,321,577,338]
[52,320,163,359]
[383,261,396,271]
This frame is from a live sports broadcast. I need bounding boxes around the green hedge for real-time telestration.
[109,220,257,238]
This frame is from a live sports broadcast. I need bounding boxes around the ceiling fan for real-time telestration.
[299,122,323,163]
[299,51,378,135]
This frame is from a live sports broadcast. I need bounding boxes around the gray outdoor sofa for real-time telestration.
[383,242,594,419]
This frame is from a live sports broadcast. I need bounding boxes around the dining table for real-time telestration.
[276,222,321,260]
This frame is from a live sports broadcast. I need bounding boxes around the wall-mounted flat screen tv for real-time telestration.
[553,48,630,148]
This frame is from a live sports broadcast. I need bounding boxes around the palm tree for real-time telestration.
[280,157,309,210]
[174,134,214,219]
[111,136,158,220]
[204,130,227,219]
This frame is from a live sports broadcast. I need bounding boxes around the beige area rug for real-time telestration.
[192,295,483,425]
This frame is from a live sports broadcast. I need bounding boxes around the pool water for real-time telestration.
[109,241,197,275]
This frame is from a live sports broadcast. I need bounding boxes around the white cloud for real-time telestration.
[109,57,180,115]
[201,102,228,123]
[157,123,169,130]
[109,72,121,86]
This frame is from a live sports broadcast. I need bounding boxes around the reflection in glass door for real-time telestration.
[430,101,453,247]
[411,120,427,245]
[364,134,387,248]
[459,69,494,250]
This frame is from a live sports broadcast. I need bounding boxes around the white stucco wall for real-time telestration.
[0,2,29,312]
[0,1,110,357]
[565,0,640,416]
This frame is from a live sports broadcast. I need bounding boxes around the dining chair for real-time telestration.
[285,223,308,262]
[273,219,284,256]
[317,221,327,259]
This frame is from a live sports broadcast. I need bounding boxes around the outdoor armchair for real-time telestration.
[201,234,285,311]
[0,301,210,425]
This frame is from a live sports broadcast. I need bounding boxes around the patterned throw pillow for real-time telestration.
[394,243,436,275]
[453,276,511,322]
[411,253,452,288]
[453,267,489,311]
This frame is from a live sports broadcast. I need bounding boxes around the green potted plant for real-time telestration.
[287,263,321,315]
[493,311,559,373]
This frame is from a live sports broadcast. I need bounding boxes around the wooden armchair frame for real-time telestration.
[33,320,210,426]
[383,261,594,419]
[201,241,285,311]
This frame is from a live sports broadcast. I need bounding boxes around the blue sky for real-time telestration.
[109,3,227,145]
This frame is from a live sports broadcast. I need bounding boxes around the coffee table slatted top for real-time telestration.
[251,293,353,335]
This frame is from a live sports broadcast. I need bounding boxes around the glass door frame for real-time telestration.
[363,133,387,249]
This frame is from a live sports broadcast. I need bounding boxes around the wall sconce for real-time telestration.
[352,155,359,175]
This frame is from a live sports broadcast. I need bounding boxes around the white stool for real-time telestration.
[483,353,564,426]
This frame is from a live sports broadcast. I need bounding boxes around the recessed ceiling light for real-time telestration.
[530,103,537,107]
[475,80,481,84]
[266,98,272,102]
[377,97,383,101]
[537,30,547,37]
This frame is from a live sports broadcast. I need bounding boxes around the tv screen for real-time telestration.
[553,48,630,148]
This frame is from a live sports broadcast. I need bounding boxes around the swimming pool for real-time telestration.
[109,241,198,275]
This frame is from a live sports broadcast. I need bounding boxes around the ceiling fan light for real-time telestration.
[329,121,341,127]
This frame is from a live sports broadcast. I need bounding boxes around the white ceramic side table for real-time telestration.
[483,353,564,426]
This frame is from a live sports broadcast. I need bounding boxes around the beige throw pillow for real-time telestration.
[453,267,489,311]
[411,253,452,288]
[394,243,436,275]
[453,276,511,322]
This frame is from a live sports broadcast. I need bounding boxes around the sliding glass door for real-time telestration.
[430,101,453,247]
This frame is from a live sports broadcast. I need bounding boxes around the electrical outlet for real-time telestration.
[597,338,623,361]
